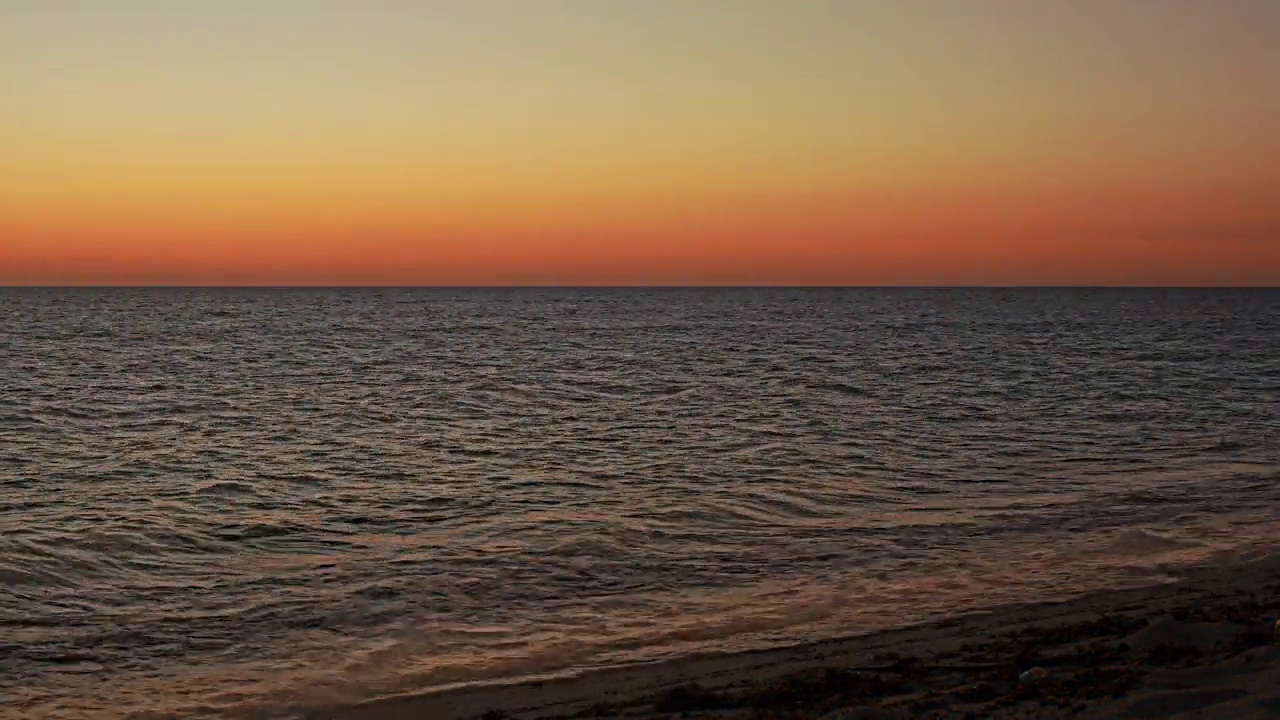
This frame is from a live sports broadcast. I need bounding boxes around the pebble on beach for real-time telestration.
[1018,667,1049,684]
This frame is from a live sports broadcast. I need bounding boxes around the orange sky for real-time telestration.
[2,2,1277,285]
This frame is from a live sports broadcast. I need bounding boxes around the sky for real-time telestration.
[2,1,1277,286]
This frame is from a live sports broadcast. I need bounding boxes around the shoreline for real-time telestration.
[316,552,1280,719]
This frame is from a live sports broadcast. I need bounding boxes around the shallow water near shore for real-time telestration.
[1,287,1277,719]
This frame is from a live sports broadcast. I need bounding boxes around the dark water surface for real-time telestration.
[2,288,1277,719]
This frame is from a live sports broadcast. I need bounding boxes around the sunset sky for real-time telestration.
[2,1,1277,285]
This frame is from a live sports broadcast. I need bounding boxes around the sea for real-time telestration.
[2,287,1277,719]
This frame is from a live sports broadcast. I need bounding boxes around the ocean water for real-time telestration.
[1,287,1277,719]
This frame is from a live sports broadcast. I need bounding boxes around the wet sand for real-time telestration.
[318,553,1280,719]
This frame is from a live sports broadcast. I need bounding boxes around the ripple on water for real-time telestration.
[0,287,1277,719]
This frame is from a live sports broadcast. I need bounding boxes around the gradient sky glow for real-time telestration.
[2,1,1278,285]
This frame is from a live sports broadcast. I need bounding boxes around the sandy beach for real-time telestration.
[315,553,1280,720]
